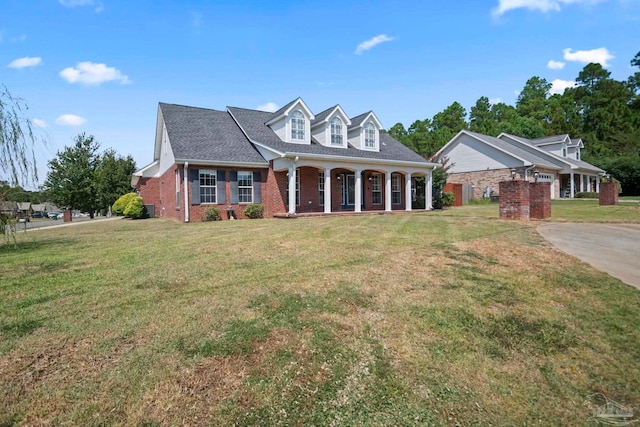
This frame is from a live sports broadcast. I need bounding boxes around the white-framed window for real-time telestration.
[392,174,401,204]
[318,171,325,206]
[291,110,305,140]
[371,173,382,205]
[364,122,376,148]
[330,117,343,145]
[175,169,180,207]
[238,171,253,203]
[200,170,217,204]
[576,150,581,160]
[562,147,567,157]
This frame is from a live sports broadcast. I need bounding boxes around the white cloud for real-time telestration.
[550,79,577,94]
[59,0,104,13]
[489,97,503,104]
[256,102,278,112]
[493,0,607,16]
[547,60,566,69]
[563,47,614,66]
[8,56,42,69]
[32,119,47,129]
[55,114,87,126]
[355,34,395,55]
[10,34,26,42]
[60,62,130,85]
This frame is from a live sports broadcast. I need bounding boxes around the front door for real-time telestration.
[341,173,355,210]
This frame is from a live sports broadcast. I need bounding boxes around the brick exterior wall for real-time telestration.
[137,164,411,221]
[449,168,560,199]
[529,182,551,219]
[499,180,530,220]
[599,181,618,206]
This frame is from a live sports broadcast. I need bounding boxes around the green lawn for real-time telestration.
[1,208,639,425]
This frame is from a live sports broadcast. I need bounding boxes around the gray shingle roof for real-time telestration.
[530,134,569,145]
[348,111,371,129]
[268,98,298,120]
[465,131,561,169]
[228,107,429,164]
[311,105,337,126]
[160,103,267,165]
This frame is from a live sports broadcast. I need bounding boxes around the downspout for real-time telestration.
[524,165,536,180]
[183,162,189,223]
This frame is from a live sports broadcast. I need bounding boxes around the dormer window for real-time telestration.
[562,147,567,157]
[291,110,305,140]
[331,117,343,145]
[365,122,376,149]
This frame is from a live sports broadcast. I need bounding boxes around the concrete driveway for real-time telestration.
[537,223,640,290]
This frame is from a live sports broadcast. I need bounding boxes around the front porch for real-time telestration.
[560,171,601,198]
[273,163,434,216]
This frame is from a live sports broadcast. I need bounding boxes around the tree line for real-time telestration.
[388,52,640,195]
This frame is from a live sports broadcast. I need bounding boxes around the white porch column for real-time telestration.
[405,173,412,211]
[570,172,575,198]
[579,174,584,192]
[426,170,433,210]
[385,171,392,212]
[354,169,362,212]
[288,163,296,214]
[324,168,331,213]
[596,176,600,193]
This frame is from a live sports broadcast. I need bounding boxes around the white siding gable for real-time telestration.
[158,123,176,176]
[348,112,382,152]
[267,98,315,145]
[311,106,351,148]
[442,133,524,173]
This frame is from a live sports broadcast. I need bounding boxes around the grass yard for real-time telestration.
[1,206,639,425]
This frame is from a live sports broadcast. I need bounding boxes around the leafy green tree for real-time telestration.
[516,77,551,120]
[95,149,136,213]
[388,123,408,142]
[469,96,496,135]
[44,133,101,217]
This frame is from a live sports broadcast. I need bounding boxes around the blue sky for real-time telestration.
[2,0,639,187]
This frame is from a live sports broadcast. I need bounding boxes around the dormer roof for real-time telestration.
[311,105,352,129]
[265,97,314,125]
[530,134,571,146]
[348,111,383,130]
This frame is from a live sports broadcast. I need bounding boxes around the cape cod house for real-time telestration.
[132,98,438,221]
[435,130,605,199]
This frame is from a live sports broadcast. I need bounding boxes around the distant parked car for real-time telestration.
[32,212,43,218]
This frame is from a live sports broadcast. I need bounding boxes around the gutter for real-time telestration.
[280,152,439,169]
[183,162,189,223]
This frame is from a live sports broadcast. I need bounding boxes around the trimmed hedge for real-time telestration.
[123,196,145,219]
[574,192,598,199]
[244,203,264,219]
[204,206,222,221]
[112,193,137,216]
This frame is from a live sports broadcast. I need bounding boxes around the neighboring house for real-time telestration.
[132,98,438,221]
[17,202,32,218]
[31,203,46,215]
[436,130,605,199]
[0,201,18,219]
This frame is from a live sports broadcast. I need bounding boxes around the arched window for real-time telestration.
[364,122,376,148]
[291,110,305,140]
[330,117,343,145]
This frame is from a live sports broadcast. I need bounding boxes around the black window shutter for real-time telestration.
[190,168,200,205]
[253,171,262,203]
[230,170,239,204]
[217,170,226,204]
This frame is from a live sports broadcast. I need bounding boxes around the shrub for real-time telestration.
[113,193,137,216]
[204,206,222,221]
[243,203,264,219]
[412,196,426,209]
[441,192,455,208]
[123,196,145,219]
[575,192,598,199]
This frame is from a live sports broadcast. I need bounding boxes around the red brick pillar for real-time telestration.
[529,182,551,219]
[599,181,618,206]
[499,180,530,220]
[63,209,72,222]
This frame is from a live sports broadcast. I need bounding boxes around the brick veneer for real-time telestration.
[529,182,551,219]
[499,180,530,220]
[138,164,411,221]
[599,181,618,206]
[449,168,560,199]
